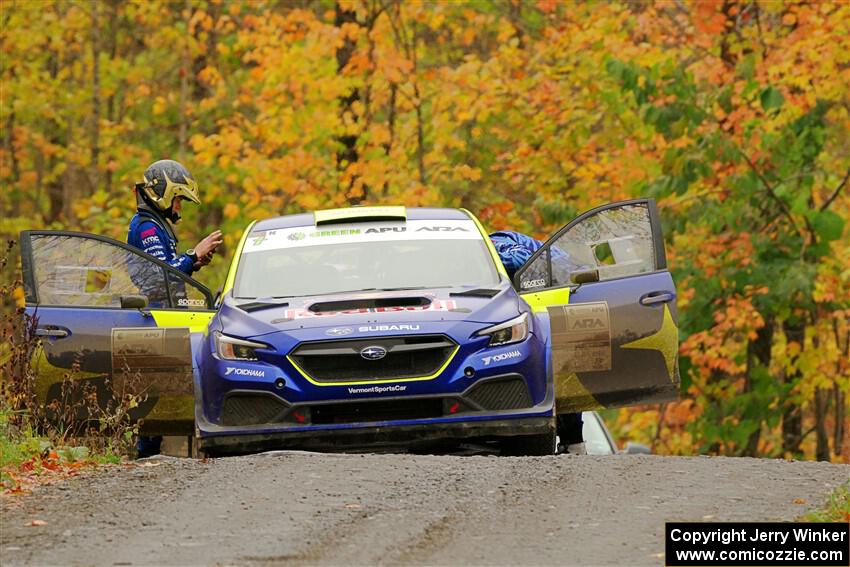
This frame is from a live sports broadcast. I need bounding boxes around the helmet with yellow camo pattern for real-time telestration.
[136,159,200,223]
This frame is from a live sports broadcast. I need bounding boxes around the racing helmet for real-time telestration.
[136,159,200,223]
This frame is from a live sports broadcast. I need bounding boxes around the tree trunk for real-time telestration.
[781,320,805,457]
[814,387,830,461]
[836,384,847,461]
[90,0,101,191]
[335,1,361,203]
[743,319,773,456]
[178,0,191,159]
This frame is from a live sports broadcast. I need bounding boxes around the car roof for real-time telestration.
[250,207,472,233]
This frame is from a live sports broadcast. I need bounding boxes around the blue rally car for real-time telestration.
[20,200,679,456]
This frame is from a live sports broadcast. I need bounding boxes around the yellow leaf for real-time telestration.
[223,203,240,219]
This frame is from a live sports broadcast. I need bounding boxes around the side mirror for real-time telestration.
[570,269,599,285]
[624,442,651,455]
[120,295,149,309]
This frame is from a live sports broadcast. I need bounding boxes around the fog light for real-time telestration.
[464,366,475,377]
[274,378,285,390]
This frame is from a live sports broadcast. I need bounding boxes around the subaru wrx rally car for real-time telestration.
[21,200,679,456]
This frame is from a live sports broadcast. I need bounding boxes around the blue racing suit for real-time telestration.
[489,231,544,278]
[489,230,584,450]
[127,209,195,274]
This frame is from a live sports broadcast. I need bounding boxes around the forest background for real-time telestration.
[1,0,848,462]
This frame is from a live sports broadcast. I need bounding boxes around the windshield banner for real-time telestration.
[243,220,481,254]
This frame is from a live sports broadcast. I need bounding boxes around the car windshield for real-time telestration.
[234,220,500,298]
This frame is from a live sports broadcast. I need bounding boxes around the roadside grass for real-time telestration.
[1,241,138,494]
[800,483,850,523]
[1,405,125,493]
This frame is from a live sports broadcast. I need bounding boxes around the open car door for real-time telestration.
[514,199,680,413]
[20,231,216,435]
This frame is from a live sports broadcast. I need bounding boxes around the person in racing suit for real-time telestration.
[489,231,586,455]
[128,159,223,458]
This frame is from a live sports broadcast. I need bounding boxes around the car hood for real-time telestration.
[217,284,524,340]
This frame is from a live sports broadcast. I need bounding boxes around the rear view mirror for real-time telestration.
[570,269,599,285]
[120,295,149,309]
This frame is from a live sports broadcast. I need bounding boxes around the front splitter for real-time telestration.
[199,415,554,456]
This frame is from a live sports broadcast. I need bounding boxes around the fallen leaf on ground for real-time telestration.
[27,519,48,527]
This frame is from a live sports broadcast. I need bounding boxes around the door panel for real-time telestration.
[515,199,680,413]
[21,230,214,435]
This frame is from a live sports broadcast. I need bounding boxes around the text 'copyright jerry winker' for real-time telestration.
[665,522,849,566]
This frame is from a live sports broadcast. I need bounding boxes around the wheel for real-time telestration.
[500,430,557,456]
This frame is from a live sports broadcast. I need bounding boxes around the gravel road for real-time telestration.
[2,452,847,566]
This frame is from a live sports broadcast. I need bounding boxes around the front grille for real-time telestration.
[311,398,444,425]
[290,335,456,383]
[465,376,533,410]
[220,393,290,426]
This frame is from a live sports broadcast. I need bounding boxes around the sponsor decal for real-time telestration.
[142,235,159,246]
[224,367,266,377]
[347,384,407,394]
[140,228,157,239]
[251,230,276,247]
[415,226,470,232]
[521,278,546,290]
[358,324,421,332]
[242,220,481,254]
[325,327,354,336]
[312,228,363,237]
[482,350,522,366]
[284,300,457,319]
[177,297,207,307]
[360,346,388,360]
[549,301,612,373]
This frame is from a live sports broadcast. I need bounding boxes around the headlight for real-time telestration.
[477,312,531,347]
[213,331,269,361]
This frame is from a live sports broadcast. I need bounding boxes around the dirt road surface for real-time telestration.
[2,452,847,566]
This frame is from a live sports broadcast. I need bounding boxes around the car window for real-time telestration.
[166,271,212,310]
[550,203,655,285]
[234,220,499,298]
[517,203,657,291]
[29,234,170,307]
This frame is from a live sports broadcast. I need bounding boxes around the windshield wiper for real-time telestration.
[449,288,501,298]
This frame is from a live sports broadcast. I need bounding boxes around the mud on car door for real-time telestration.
[19,231,216,435]
[514,199,680,413]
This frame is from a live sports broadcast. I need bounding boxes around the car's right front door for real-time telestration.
[514,199,680,413]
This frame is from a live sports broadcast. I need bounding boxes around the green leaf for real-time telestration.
[812,210,845,242]
[759,86,784,112]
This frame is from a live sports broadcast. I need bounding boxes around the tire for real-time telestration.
[500,430,557,456]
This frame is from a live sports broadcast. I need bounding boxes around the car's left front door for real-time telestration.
[20,230,216,435]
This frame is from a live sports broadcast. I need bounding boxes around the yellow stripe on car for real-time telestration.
[286,344,460,386]
[519,287,570,312]
[223,220,256,295]
[460,208,509,279]
[149,310,216,333]
[314,206,406,225]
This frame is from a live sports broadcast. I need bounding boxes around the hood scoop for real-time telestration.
[309,296,431,313]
